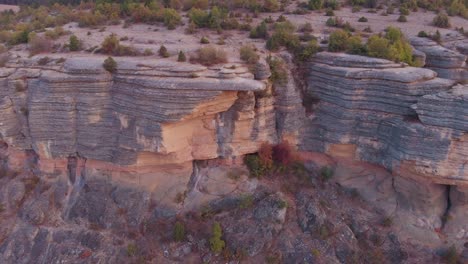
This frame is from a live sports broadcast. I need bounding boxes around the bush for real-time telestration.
[178,50,186,62]
[103,57,117,73]
[328,29,349,52]
[258,142,274,169]
[296,40,320,61]
[143,49,154,56]
[264,0,280,12]
[272,140,294,166]
[308,0,323,10]
[326,17,337,27]
[159,45,170,57]
[163,8,181,29]
[324,0,340,10]
[200,36,210,44]
[320,166,334,181]
[101,34,120,54]
[347,35,366,55]
[441,245,459,264]
[44,26,68,40]
[358,16,368,22]
[417,31,429,37]
[190,46,227,66]
[188,8,209,28]
[38,56,51,65]
[250,21,268,39]
[210,222,225,254]
[396,14,408,22]
[69,35,80,51]
[240,45,259,64]
[267,56,288,85]
[29,35,52,56]
[433,13,450,28]
[399,6,409,15]
[239,194,254,209]
[127,244,137,257]
[325,8,334,16]
[244,154,268,178]
[266,21,300,51]
[431,30,442,43]
[300,22,314,33]
[173,221,186,242]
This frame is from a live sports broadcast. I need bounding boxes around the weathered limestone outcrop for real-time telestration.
[410,37,468,83]
[302,52,468,245]
[0,56,278,206]
[302,52,467,185]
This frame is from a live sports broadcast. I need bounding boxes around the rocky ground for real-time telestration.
[2,150,465,264]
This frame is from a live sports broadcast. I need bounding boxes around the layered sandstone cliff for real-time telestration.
[301,52,467,244]
[0,56,283,206]
[411,37,468,83]
[302,52,467,186]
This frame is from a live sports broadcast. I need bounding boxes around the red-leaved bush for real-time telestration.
[272,140,294,166]
[258,142,273,169]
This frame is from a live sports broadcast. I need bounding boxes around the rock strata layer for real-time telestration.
[302,52,467,186]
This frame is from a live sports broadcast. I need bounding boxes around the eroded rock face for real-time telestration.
[410,37,468,83]
[0,57,282,206]
[302,52,467,186]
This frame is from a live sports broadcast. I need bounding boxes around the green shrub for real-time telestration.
[326,17,337,27]
[296,40,319,61]
[308,0,323,10]
[101,34,120,54]
[358,16,368,22]
[365,27,414,65]
[159,45,170,57]
[190,46,227,66]
[178,50,186,62]
[381,217,393,227]
[127,243,137,257]
[244,154,268,178]
[441,245,459,264]
[210,222,225,254]
[347,35,366,55]
[399,6,409,15]
[103,57,117,73]
[173,221,186,242]
[250,21,268,39]
[163,8,181,29]
[397,15,407,22]
[185,21,198,34]
[328,29,349,52]
[325,8,334,16]
[240,44,259,64]
[266,21,299,51]
[143,48,154,56]
[239,194,254,209]
[267,56,289,85]
[431,30,442,43]
[44,26,68,40]
[263,0,280,12]
[188,8,209,28]
[300,22,314,33]
[38,56,51,65]
[200,36,210,44]
[324,0,340,10]
[320,166,334,181]
[69,35,80,51]
[29,35,52,56]
[10,28,30,45]
[433,13,450,28]
[417,31,429,37]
